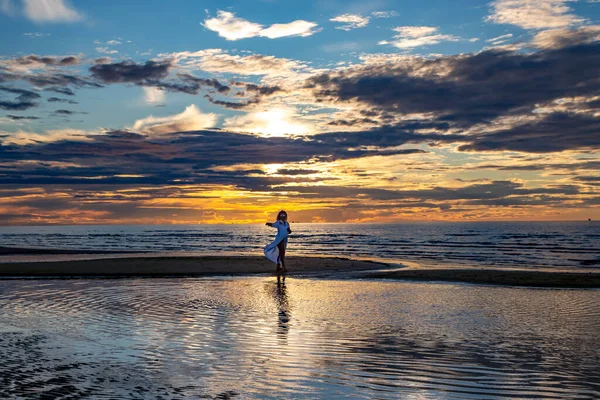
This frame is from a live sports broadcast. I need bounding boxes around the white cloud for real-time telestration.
[143,87,165,106]
[203,11,263,40]
[486,33,514,42]
[203,10,319,40]
[530,26,600,48]
[381,26,460,49]
[260,20,320,38]
[0,129,91,145]
[24,32,50,37]
[96,47,119,54]
[223,107,310,137]
[132,105,218,135]
[371,10,399,18]
[330,14,370,31]
[161,49,308,77]
[486,0,585,30]
[106,40,122,45]
[1,0,16,16]
[22,0,83,23]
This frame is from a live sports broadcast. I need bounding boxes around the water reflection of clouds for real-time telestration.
[0,278,598,398]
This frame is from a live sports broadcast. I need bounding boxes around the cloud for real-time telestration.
[486,0,585,30]
[307,36,600,123]
[143,87,165,106]
[203,11,263,40]
[330,14,370,31]
[486,33,514,43]
[203,10,319,40]
[223,107,311,137]
[0,86,40,110]
[259,20,320,38]
[371,11,399,18]
[22,0,83,23]
[163,49,307,77]
[6,115,39,120]
[47,97,78,104]
[106,40,121,45]
[531,26,600,48]
[0,128,91,145]
[89,60,171,84]
[1,54,80,71]
[380,26,460,49]
[44,87,75,96]
[24,32,50,37]
[132,104,218,134]
[458,112,600,153]
[53,109,87,116]
[96,47,119,55]
[0,0,16,16]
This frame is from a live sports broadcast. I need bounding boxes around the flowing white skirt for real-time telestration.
[264,235,288,264]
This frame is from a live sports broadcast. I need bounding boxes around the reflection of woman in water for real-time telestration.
[275,275,290,337]
[264,210,292,274]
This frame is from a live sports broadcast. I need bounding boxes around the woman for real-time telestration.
[264,210,292,273]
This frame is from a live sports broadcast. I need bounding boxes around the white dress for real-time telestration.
[264,220,290,264]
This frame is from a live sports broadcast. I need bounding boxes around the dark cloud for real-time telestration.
[307,42,600,124]
[469,160,600,171]
[89,60,172,84]
[458,112,600,153]
[0,126,430,186]
[276,168,321,175]
[48,97,78,104]
[5,115,40,120]
[10,55,80,67]
[0,86,41,110]
[280,180,579,201]
[44,87,76,96]
[53,109,87,116]
[573,176,600,183]
[24,73,103,89]
[305,38,600,152]
[205,97,258,109]
[239,83,283,96]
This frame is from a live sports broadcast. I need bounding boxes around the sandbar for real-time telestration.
[361,268,600,288]
[0,255,388,278]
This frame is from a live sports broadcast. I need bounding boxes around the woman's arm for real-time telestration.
[265,221,279,227]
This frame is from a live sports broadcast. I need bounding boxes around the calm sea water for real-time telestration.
[0,277,599,399]
[1,222,599,269]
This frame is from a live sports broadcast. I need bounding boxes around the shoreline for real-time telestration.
[360,268,600,288]
[0,248,598,288]
[0,255,389,278]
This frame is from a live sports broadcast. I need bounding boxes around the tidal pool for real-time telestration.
[0,277,599,399]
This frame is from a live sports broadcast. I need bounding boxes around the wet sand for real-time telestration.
[362,268,600,288]
[0,255,388,278]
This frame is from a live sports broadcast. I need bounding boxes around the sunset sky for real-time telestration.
[0,0,599,224]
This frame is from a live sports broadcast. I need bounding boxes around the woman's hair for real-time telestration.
[277,210,288,221]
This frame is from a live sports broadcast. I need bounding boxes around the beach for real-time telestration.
[0,254,388,277]
[1,249,600,287]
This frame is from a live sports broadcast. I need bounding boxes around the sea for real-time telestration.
[1,221,599,269]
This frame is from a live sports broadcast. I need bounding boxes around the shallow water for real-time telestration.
[1,277,599,399]
[2,221,599,269]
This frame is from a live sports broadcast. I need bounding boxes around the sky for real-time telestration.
[0,0,599,225]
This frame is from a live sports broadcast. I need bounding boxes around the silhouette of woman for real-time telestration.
[264,210,292,273]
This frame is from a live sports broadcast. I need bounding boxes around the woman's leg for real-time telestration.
[277,240,287,272]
